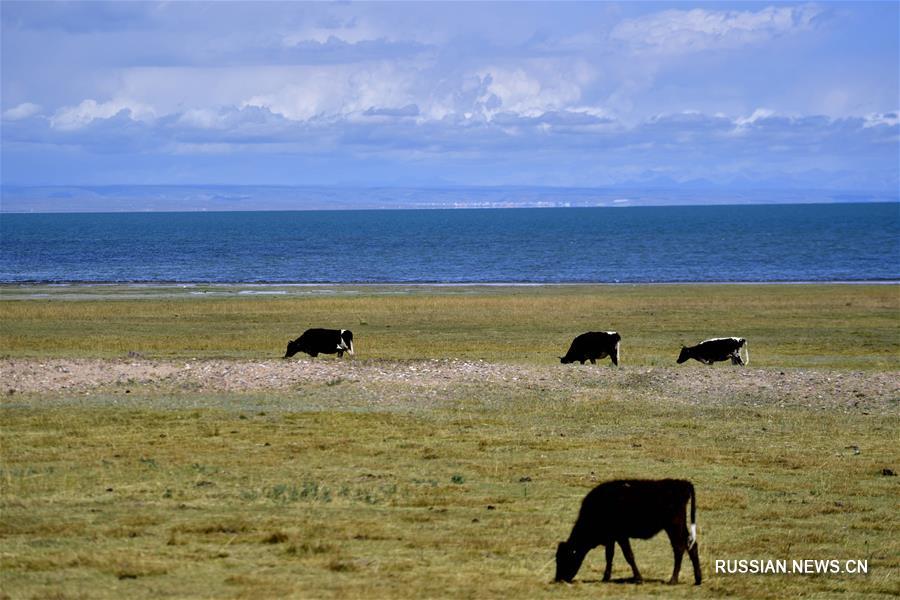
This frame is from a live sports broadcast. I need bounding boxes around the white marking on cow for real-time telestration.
[689,523,697,548]
[614,340,621,363]
[339,329,354,355]
[741,340,749,365]
[700,337,741,344]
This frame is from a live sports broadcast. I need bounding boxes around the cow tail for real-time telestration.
[688,483,698,549]
[742,339,750,366]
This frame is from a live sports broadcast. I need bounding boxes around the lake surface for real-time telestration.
[1,204,898,283]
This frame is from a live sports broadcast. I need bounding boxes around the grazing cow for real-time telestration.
[555,479,701,586]
[677,337,748,366]
[284,328,354,359]
[560,331,621,366]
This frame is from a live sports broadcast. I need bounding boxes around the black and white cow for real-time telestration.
[555,479,701,586]
[677,337,748,366]
[560,331,621,366]
[284,328,354,359]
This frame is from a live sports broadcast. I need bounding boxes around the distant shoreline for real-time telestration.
[0,279,900,287]
[1,186,897,214]
[1,281,897,301]
[1,199,898,215]
[2,280,898,286]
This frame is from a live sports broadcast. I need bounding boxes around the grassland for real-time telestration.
[1,284,898,368]
[1,284,898,599]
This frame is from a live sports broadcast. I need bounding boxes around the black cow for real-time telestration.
[560,331,621,365]
[555,479,701,585]
[284,328,354,358]
[677,337,748,366]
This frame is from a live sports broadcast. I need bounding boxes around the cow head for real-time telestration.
[340,329,354,356]
[284,338,303,358]
[559,355,574,364]
[555,540,587,582]
[676,346,691,364]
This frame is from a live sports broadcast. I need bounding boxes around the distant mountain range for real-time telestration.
[1,185,896,213]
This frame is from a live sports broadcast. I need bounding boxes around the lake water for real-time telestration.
[1,204,898,283]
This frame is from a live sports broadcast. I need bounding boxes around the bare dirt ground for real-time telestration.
[2,358,897,414]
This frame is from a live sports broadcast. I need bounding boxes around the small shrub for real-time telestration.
[327,559,358,572]
[285,541,334,556]
[262,531,289,544]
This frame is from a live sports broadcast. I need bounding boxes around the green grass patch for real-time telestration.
[1,284,898,368]
[1,386,897,598]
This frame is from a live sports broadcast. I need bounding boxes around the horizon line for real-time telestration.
[2,199,898,215]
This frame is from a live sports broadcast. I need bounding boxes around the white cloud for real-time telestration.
[735,108,776,126]
[864,112,899,128]
[281,20,383,47]
[2,102,42,120]
[50,98,156,130]
[176,108,225,129]
[611,4,822,54]
[472,61,594,119]
[241,64,415,122]
[45,60,597,131]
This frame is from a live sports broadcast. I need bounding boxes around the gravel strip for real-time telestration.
[2,358,897,414]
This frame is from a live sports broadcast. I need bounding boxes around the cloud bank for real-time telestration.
[1,1,897,192]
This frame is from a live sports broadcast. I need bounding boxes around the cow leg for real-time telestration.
[589,358,596,365]
[580,359,586,364]
[602,543,615,581]
[618,538,642,583]
[309,352,318,358]
[665,525,686,584]
[688,540,701,585]
[337,350,344,358]
[731,352,744,366]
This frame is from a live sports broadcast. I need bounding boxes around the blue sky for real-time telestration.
[1,1,898,192]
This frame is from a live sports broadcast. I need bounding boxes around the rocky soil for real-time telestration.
[2,358,897,414]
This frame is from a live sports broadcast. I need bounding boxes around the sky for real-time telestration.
[1,1,898,193]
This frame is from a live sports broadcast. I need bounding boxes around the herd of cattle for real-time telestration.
[284,327,749,367]
[282,328,751,585]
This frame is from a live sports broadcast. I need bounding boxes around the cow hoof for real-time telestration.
[632,578,643,585]
[666,579,678,585]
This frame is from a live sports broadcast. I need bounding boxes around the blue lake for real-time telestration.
[1,204,898,283]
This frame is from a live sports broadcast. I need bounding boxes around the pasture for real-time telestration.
[1,284,898,599]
